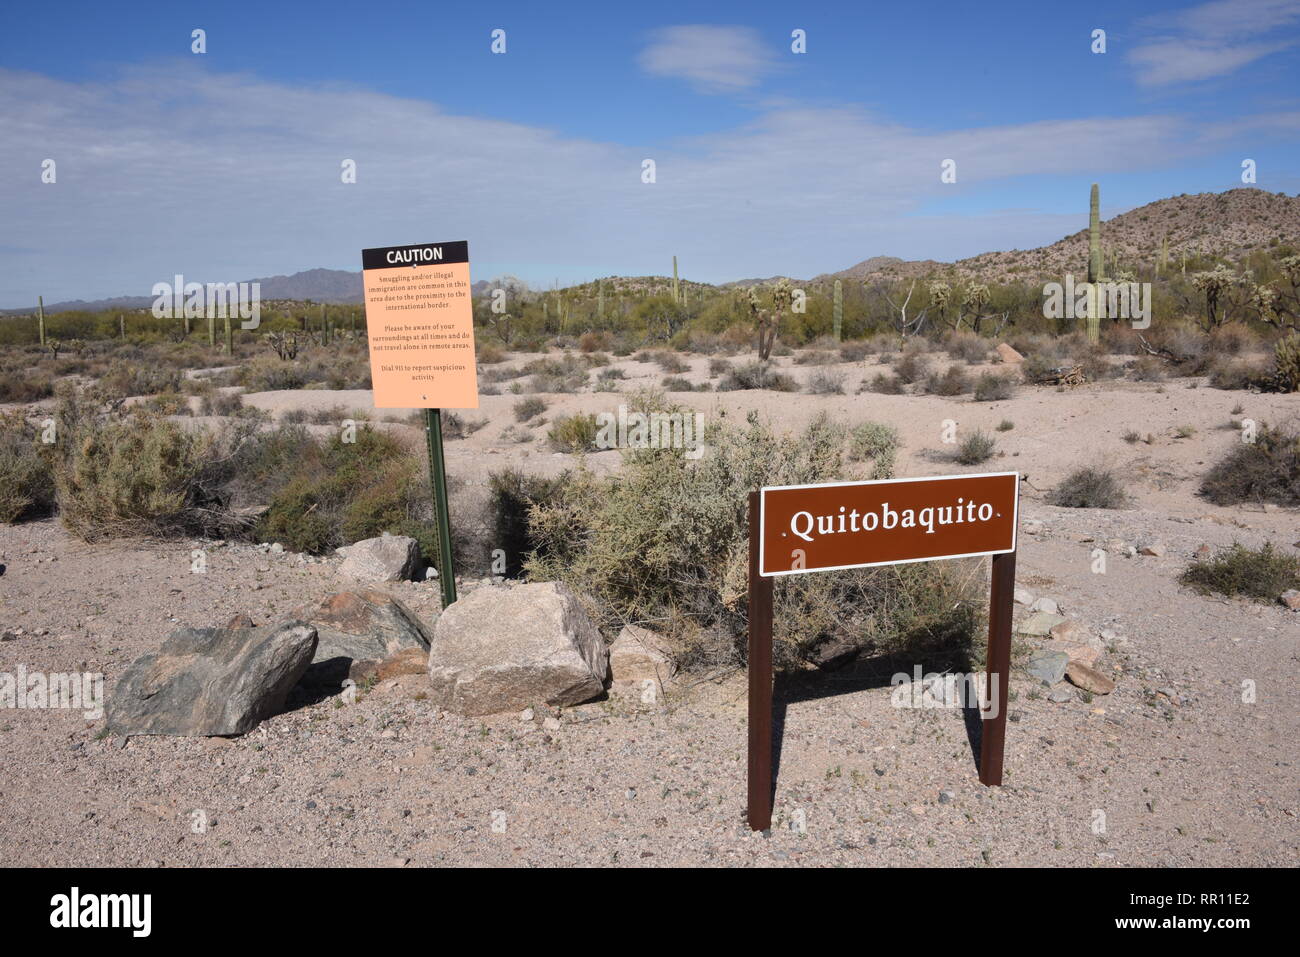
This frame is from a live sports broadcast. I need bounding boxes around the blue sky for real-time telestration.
[2,0,1299,304]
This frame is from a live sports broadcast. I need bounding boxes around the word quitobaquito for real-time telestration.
[790,496,996,542]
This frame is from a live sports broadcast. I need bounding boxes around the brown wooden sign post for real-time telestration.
[747,472,1019,831]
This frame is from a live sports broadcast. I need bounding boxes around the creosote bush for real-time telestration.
[547,412,600,452]
[0,413,55,523]
[1180,542,1299,603]
[524,412,981,671]
[513,397,547,422]
[1048,466,1129,508]
[1199,422,1300,506]
[956,430,996,465]
[973,373,1015,401]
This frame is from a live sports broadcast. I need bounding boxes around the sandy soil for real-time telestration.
[1,347,1297,866]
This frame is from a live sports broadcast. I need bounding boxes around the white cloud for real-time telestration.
[1130,0,1300,85]
[1,62,1297,304]
[637,25,778,94]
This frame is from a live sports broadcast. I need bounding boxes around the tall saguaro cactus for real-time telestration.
[832,279,843,341]
[1086,183,1103,344]
[672,256,680,304]
[37,295,46,347]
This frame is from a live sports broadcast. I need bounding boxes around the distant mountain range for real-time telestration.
[6,189,1296,314]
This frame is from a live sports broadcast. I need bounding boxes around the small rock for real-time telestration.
[519,708,535,722]
[1279,589,1300,611]
[336,533,423,583]
[1048,688,1074,703]
[1013,587,1034,605]
[1025,650,1069,685]
[1017,611,1068,637]
[1194,544,1212,561]
[938,790,954,804]
[995,343,1024,364]
[1137,544,1165,557]
[608,625,675,684]
[270,543,284,555]
[1065,661,1117,695]
[1029,597,1059,615]
[542,716,562,732]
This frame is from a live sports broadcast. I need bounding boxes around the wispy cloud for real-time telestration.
[1130,0,1300,86]
[637,25,779,94]
[2,61,1298,303]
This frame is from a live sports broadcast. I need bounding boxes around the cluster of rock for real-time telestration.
[1014,589,1118,702]
[106,535,674,738]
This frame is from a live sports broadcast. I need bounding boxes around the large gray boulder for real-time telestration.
[291,589,432,688]
[107,622,317,736]
[427,582,607,715]
[336,533,422,582]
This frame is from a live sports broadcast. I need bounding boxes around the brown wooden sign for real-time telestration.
[747,471,1020,831]
[760,472,1018,576]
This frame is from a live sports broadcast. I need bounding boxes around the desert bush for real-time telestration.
[956,430,996,465]
[864,372,905,394]
[1048,467,1129,508]
[806,369,846,395]
[54,411,218,539]
[1019,353,1058,383]
[547,413,600,452]
[718,361,797,392]
[1271,334,1300,393]
[514,397,547,422]
[661,375,701,392]
[1208,358,1269,391]
[708,358,732,377]
[838,341,872,362]
[973,372,1015,401]
[1127,356,1166,381]
[924,364,971,396]
[441,412,486,439]
[578,331,613,354]
[525,413,981,671]
[0,372,54,404]
[996,419,1014,431]
[893,351,930,384]
[849,421,898,478]
[254,426,452,561]
[100,361,183,398]
[0,413,55,522]
[943,332,991,363]
[649,350,688,373]
[1180,542,1299,603]
[794,350,837,366]
[477,343,506,364]
[487,468,564,578]
[523,354,589,393]
[1199,423,1300,506]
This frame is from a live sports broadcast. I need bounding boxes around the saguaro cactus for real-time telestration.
[672,256,679,304]
[224,314,233,355]
[833,279,843,341]
[1086,183,1103,344]
[597,280,604,320]
[37,295,46,346]
[207,312,215,348]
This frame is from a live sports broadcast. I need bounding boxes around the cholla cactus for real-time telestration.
[1191,266,1237,327]
[1273,333,1300,393]
[928,280,951,327]
[47,337,62,360]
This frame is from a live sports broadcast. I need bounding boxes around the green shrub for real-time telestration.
[849,421,899,463]
[893,351,929,384]
[924,364,971,396]
[1180,542,1299,603]
[525,413,980,671]
[0,414,55,522]
[1200,423,1300,506]
[956,431,996,465]
[487,468,564,578]
[1048,467,1129,508]
[547,413,600,452]
[718,361,797,392]
[1271,334,1300,393]
[0,372,54,404]
[864,372,905,394]
[54,411,216,539]
[973,373,1015,402]
[514,397,547,422]
[806,369,846,394]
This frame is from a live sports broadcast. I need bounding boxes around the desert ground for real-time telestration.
[2,344,1297,867]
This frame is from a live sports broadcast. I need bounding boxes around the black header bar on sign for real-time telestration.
[361,240,469,270]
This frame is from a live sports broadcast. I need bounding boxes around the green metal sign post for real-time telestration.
[423,408,458,609]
